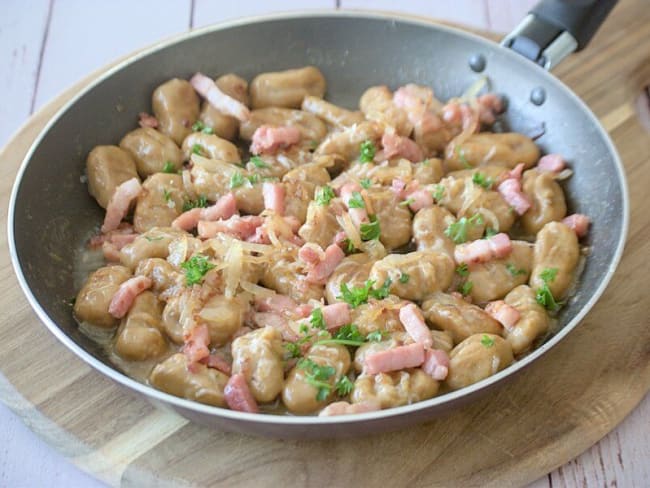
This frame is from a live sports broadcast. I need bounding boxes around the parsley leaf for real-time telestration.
[485,227,498,238]
[337,281,375,308]
[315,324,366,347]
[433,185,445,202]
[298,358,335,401]
[180,254,215,286]
[162,189,172,202]
[249,155,268,169]
[342,238,358,255]
[458,280,473,296]
[399,198,415,207]
[229,171,246,189]
[455,263,469,278]
[246,174,260,185]
[472,172,493,189]
[191,121,205,132]
[360,215,381,241]
[309,308,326,330]
[360,178,372,189]
[444,214,484,244]
[481,334,495,348]
[191,143,205,156]
[399,273,410,284]
[335,376,354,396]
[535,267,561,311]
[182,195,208,212]
[506,263,527,276]
[347,191,366,209]
[359,140,376,163]
[144,235,164,242]
[162,161,177,173]
[366,330,387,342]
[284,342,302,359]
[456,145,471,168]
[315,185,335,206]
[370,278,392,299]
[540,268,558,283]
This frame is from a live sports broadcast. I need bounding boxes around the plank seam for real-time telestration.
[29,0,55,114]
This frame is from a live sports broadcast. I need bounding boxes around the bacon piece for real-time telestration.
[318,400,381,416]
[422,349,450,380]
[506,163,526,182]
[407,189,434,212]
[477,94,504,124]
[537,153,566,173]
[172,207,202,231]
[262,182,286,215]
[88,223,136,248]
[364,342,425,375]
[182,323,211,365]
[442,102,462,124]
[200,353,232,375]
[108,276,152,318]
[255,294,298,314]
[454,232,513,266]
[190,72,250,122]
[485,300,521,330]
[224,373,259,413]
[201,192,238,221]
[138,112,158,128]
[305,244,345,284]
[197,215,263,240]
[380,132,423,162]
[299,243,324,266]
[250,125,301,155]
[497,177,531,216]
[252,312,298,341]
[399,304,433,348]
[101,178,142,233]
[562,213,591,238]
[321,302,350,330]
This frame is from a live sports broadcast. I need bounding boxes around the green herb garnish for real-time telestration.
[399,198,415,207]
[335,376,354,396]
[360,215,381,241]
[371,278,392,300]
[144,236,164,242]
[191,121,213,134]
[485,227,498,238]
[472,172,493,189]
[315,185,335,206]
[249,155,268,169]
[455,263,469,278]
[337,279,392,308]
[433,185,445,202]
[458,280,473,296]
[309,308,326,330]
[456,146,471,168]
[180,254,215,286]
[506,263,527,277]
[399,273,410,284]
[298,358,336,401]
[162,161,176,173]
[481,334,495,348]
[182,195,208,212]
[535,267,561,311]
[366,330,387,342]
[360,178,372,189]
[191,143,205,156]
[444,214,484,244]
[229,171,246,189]
[347,191,365,209]
[162,189,172,202]
[359,140,376,163]
[315,324,366,347]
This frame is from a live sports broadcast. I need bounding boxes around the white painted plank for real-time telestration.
[486,0,537,33]
[33,0,191,111]
[0,402,104,487]
[339,0,490,30]
[0,0,51,146]
[192,0,336,28]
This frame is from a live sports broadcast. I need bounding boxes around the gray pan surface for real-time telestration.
[8,11,628,438]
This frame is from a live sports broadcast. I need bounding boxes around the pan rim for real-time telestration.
[7,9,630,427]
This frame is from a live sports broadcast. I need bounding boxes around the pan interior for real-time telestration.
[11,14,625,415]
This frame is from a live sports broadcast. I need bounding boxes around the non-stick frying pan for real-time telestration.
[8,1,628,438]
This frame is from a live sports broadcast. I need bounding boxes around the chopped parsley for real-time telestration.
[315,324,366,347]
[472,172,493,189]
[309,308,326,330]
[182,195,208,212]
[284,342,302,359]
[359,140,376,163]
[191,143,205,155]
[485,227,498,238]
[455,263,469,278]
[481,334,495,348]
[144,235,164,242]
[341,238,358,255]
[444,214,484,244]
[456,145,471,168]
[536,267,561,311]
[249,155,268,169]
[180,254,215,286]
[162,161,177,173]
[337,278,391,308]
[297,358,336,401]
[433,185,445,202]
[162,189,172,202]
[229,171,246,189]
[360,215,381,241]
[360,178,372,189]
[506,263,527,277]
[347,191,365,209]
[399,272,410,284]
[191,120,213,134]
[335,376,354,396]
[366,330,387,342]
[399,198,415,207]
[371,277,392,300]
[315,185,335,206]
[458,280,473,296]
[246,174,260,185]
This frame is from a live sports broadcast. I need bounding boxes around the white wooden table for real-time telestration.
[1,1,648,486]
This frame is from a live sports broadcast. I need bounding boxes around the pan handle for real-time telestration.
[501,0,618,70]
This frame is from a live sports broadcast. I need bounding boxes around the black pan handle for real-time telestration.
[501,0,618,70]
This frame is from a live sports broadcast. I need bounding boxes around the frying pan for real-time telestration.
[8,0,628,438]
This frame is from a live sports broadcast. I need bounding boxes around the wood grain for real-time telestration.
[0,1,649,487]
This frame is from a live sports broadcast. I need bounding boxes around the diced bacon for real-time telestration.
[138,112,158,128]
[197,215,263,240]
[224,373,259,413]
[498,177,531,216]
[506,163,526,181]
[454,232,513,266]
[90,227,137,250]
[299,243,324,266]
[418,110,443,132]
[422,349,450,380]
[190,72,250,122]
[538,153,566,173]
[364,342,425,375]
[562,213,591,238]
[110,233,138,249]
[391,178,407,196]
[172,207,202,231]
[485,300,521,330]
[200,353,232,375]
[200,192,238,221]
[333,231,348,249]
[319,400,381,416]
[294,304,314,318]
[101,178,142,233]
[340,183,369,227]
[250,125,301,155]
[262,182,285,215]
[108,275,152,318]
[442,102,462,124]
[306,244,345,284]
[407,189,434,212]
[182,323,211,365]
[252,312,299,341]
[322,302,351,330]
[477,93,504,124]
[255,294,298,314]
[399,304,433,348]
[380,132,424,162]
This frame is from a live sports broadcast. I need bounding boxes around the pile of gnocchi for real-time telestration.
[73,65,589,416]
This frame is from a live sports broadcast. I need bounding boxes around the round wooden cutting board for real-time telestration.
[1,6,649,487]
